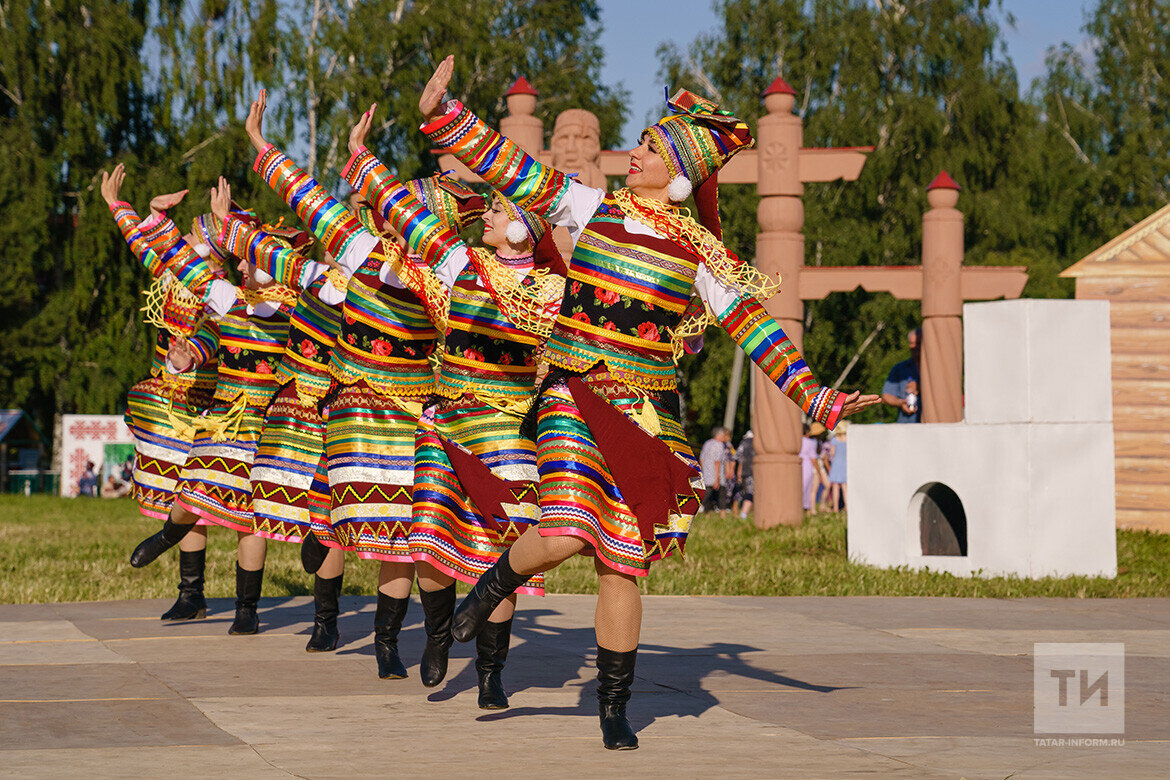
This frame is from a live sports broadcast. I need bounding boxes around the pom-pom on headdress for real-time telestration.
[492,191,549,248]
[642,88,754,240]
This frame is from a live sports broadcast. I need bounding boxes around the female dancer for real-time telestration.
[343,106,564,707]
[419,56,880,748]
[123,173,300,636]
[240,91,485,674]
[102,169,220,621]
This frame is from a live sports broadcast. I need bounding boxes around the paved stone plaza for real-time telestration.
[0,595,1167,778]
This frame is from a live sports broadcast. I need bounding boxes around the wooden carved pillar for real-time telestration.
[499,77,543,156]
[921,171,964,423]
[752,80,805,528]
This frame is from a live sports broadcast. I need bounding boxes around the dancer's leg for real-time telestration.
[507,526,586,575]
[229,532,266,635]
[416,559,456,687]
[162,526,210,621]
[130,502,203,567]
[317,546,344,579]
[593,557,641,750]
[306,547,345,652]
[373,560,413,679]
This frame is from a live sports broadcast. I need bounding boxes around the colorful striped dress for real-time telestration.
[133,213,296,533]
[424,102,846,576]
[345,149,559,594]
[110,202,219,521]
[214,146,362,543]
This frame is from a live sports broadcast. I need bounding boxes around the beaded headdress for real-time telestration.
[493,191,549,246]
[643,89,754,239]
[404,173,487,232]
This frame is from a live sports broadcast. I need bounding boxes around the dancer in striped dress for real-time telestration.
[344,105,564,707]
[101,170,220,621]
[239,91,485,673]
[119,168,301,636]
[419,57,880,748]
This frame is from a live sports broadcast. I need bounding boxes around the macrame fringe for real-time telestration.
[241,283,299,308]
[194,394,248,442]
[468,248,562,338]
[141,271,205,338]
[613,186,781,299]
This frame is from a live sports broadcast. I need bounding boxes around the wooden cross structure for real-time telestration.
[438,75,1028,528]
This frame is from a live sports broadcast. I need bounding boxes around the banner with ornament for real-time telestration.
[60,414,134,497]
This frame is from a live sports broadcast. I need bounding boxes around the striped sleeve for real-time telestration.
[254,144,360,258]
[218,214,310,289]
[342,147,466,275]
[421,101,570,219]
[714,294,845,429]
[186,319,220,367]
[110,202,166,277]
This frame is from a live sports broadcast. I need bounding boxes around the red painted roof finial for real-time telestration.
[763,76,796,97]
[928,170,961,191]
[507,77,539,97]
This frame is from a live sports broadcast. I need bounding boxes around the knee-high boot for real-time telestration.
[130,520,190,568]
[228,564,264,635]
[451,549,531,643]
[373,592,409,679]
[300,531,329,575]
[597,646,639,750]
[418,583,456,687]
[476,618,512,709]
[305,573,343,652]
[160,548,207,621]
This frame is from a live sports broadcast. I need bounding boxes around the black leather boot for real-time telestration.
[476,618,512,710]
[374,591,410,679]
[452,549,531,643]
[597,646,639,750]
[419,583,456,687]
[160,548,207,620]
[300,531,329,575]
[228,564,263,635]
[130,520,191,568]
[305,573,343,652]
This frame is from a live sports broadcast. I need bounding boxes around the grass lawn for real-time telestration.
[0,495,1167,603]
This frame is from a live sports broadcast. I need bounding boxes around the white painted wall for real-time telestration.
[847,299,1117,579]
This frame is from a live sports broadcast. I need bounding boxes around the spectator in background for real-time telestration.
[827,422,850,512]
[733,430,754,518]
[699,426,732,513]
[120,456,134,484]
[101,474,132,498]
[78,462,98,497]
[799,422,825,513]
[882,327,922,423]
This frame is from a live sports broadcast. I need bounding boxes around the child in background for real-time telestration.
[827,421,849,512]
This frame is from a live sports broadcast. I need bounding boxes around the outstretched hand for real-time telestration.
[836,390,882,420]
[246,89,268,152]
[149,188,188,218]
[348,103,377,156]
[209,176,231,221]
[419,55,455,123]
[100,164,126,207]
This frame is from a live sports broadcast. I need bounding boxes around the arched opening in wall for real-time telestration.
[910,482,968,556]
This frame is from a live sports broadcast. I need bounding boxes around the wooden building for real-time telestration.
[1061,205,1170,532]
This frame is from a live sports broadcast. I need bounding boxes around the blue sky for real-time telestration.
[597,0,1092,147]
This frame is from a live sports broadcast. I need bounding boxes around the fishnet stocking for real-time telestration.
[378,560,415,599]
[507,526,586,575]
[594,556,641,652]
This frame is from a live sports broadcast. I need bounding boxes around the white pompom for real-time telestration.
[667,174,693,202]
[193,242,212,258]
[252,266,274,284]
[505,220,529,245]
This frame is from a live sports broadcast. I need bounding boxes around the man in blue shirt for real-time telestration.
[881,328,921,423]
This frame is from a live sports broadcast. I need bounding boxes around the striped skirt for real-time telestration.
[319,381,421,562]
[409,396,544,596]
[175,398,267,533]
[124,376,212,524]
[250,381,326,543]
[534,371,703,577]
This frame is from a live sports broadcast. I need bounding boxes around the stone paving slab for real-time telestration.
[0,595,1166,779]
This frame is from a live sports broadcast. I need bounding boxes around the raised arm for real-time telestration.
[418,56,601,235]
[208,176,311,289]
[245,89,370,272]
[695,265,879,428]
